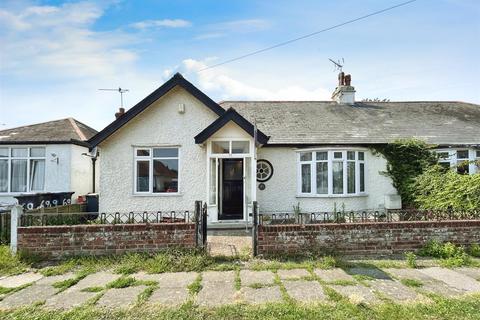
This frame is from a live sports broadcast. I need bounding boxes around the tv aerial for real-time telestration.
[98,87,129,107]
[329,58,344,72]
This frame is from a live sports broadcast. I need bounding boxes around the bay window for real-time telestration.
[134,147,179,194]
[298,149,366,196]
[0,147,46,193]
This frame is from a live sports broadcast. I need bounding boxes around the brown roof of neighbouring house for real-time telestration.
[0,118,98,146]
[221,101,480,146]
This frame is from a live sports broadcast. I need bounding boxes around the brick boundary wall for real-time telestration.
[17,223,196,259]
[257,220,480,256]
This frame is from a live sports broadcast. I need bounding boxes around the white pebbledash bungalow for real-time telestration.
[88,73,480,225]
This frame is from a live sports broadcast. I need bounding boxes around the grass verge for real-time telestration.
[3,295,480,320]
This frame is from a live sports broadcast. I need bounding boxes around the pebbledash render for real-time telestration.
[88,72,480,225]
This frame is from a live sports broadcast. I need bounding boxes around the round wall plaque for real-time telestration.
[258,183,266,190]
[256,159,273,182]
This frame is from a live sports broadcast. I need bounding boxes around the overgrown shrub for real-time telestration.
[413,165,480,210]
[469,244,480,258]
[373,138,438,207]
[419,240,471,267]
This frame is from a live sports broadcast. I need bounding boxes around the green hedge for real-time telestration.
[413,165,480,210]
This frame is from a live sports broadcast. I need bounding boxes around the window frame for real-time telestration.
[133,146,180,196]
[0,146,46,194]
[297,148,367,197]
[435,148,479,174]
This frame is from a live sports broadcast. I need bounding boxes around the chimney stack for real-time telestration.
[332,72,355,105]
[115,107,125,119]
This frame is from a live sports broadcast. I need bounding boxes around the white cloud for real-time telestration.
[130,19,191,30]
[195,18,270,40]
[181,58,331,101]
[0,2,134,79]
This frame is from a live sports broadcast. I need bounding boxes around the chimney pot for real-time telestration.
[115,107,125,119]
[332,72,355,105]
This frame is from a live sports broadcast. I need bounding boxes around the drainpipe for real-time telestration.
[91,157,97,193]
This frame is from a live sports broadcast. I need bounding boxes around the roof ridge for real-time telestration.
[219,100,479,105]
[68,118,87,141]
[0,118,70,133]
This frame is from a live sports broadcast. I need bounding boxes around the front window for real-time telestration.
[134,147,179,194]
[435,149,479,174]
[0,147,46,193]
[298,150,366,196]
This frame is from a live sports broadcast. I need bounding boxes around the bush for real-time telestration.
[419,240,471,267]
[468,244,480,258]
[404,252,417,268]
[413,165,480,210]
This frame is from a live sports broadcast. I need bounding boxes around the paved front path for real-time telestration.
[1,267,479,310]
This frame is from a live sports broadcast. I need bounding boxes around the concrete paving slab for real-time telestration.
[330,285,379,305]
[384,268,465,297]
[133,272,197,288]
[149,287,190,306]
[96,285,146,309]
[283,280,326,302]
[240,270,275,286]
[241,286,283,304]
[277,269,311,280]
[348,267,392,280]
[419,267,480,293]
[0,272,43,288]
[0,284,55,309]
[314,269,355,282]
[369,280,423,303]
[455,267,480,280]
[196,282,237,307]
[384,268,435,281]
[66,271,121,292]
[45,290,97,309]
[202,271,235,284]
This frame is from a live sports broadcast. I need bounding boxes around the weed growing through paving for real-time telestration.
[106,276,137,289]
[328,279,357,286]
[0,282,33,295]
[234,269,241,290]
[400,278,423,288]
[187,274,202,296]
[52,277,82,292]
[81,286,104,293]
[136,284,158,305]
[419,240,472,267]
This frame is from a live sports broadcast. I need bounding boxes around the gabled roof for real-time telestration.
[221,101,480,146]
[0,118,98,146]
[194,108,269,144]
[89,73,225,147]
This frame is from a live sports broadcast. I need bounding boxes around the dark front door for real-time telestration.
[220,159,243,220]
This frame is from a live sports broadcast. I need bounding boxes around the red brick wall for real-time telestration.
[257,220,480,256]
[18,223,196,259]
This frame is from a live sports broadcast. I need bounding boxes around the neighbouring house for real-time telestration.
[88,73,480,225]
[0,118,98,208]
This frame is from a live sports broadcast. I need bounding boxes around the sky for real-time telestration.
[0,0,479,131]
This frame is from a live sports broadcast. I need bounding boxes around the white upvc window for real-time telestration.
[297,149,366,197]
[134,147,179,194]
[0,146,46,194]
[435,148,479,174]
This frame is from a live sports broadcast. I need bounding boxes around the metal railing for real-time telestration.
[19,210,194,227]
[259,209,480,225]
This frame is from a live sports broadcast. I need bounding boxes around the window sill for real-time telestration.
[132,193,183,197]
[296,193,368,198]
